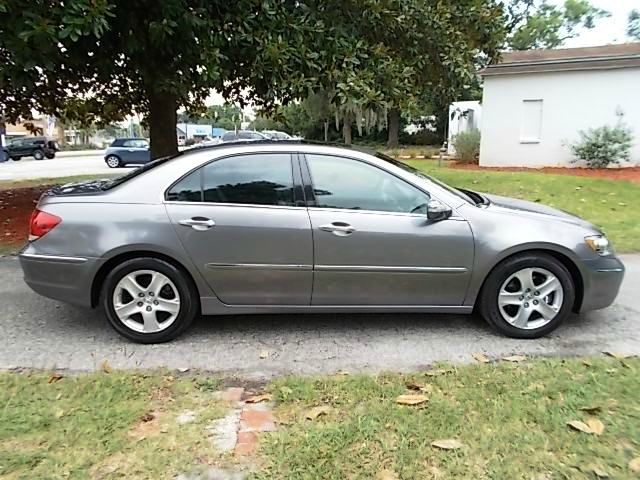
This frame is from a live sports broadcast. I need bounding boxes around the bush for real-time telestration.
[569,124,633,168]
[399,129,442,146]
[452,129,480,164]
[184,138,197,146]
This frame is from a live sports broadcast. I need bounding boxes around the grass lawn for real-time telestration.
[0,173,119,190]
[408,161,640,253]
[1,358,639,479]
[260,357,640,479]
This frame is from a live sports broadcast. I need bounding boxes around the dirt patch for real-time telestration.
[450,163,640,184]
[0,185,50,248]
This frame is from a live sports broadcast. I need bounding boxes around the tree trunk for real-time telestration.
[387,107,400,148]
[324,121,329,142]
[342,114,352,145]
[56,122,66,146]
[148,89,178,159]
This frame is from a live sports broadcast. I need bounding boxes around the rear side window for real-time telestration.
[166,153,295,207]
[222,132,236,141]
[122,139,149,148]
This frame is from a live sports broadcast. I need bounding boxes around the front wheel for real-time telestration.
[105,155,121,168]
[45,153,55,159]
[11,156,21,161]
[33,150,45,160]
[101,258,199,343]
[479,253,575,339]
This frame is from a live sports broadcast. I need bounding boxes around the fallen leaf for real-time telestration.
[177,367,190,373]
[425,369,450,377]
[259,351,269,359]
[472,353,490,363]
[100,360,112,374]
[54,409,65,419]
[305,405,332,420]
[629,457,640,472]
[582,360,593,367]
[396,394,428,406]
[48,373,64,384]
[140,412,155,423]
[405,380,426,391]
[567,420,593,434]
[335,370,350,376]
[589,465,608,478]
[431,439,464,450]
[603,351,631,360]
[579,405,602,414]
[245,394,272,404]
[586,417,605,435]
[376,470,399,480]
[503,355,526,363]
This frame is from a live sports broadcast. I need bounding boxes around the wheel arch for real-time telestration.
[91,250,201,308]
[473,248,584,313]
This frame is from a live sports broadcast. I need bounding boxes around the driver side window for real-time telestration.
[306,154,429,214]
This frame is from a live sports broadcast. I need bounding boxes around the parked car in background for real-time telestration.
[104,138,151,168]
[20,141,624,343]
[3,136,59,161]
[220,130,269,142]
[261,130,292,140]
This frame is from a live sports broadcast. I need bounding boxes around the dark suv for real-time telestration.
[3,136,59,161]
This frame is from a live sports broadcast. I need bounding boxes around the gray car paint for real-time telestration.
[19,143,624,317]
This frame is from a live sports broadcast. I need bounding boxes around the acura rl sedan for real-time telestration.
[20,142,624,343]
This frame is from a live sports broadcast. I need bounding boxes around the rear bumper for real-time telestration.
[579,256,625,312]
[19,252,102,308]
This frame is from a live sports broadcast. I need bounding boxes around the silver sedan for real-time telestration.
[19,142,624,343]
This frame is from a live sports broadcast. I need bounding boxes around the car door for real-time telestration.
[303,153,474,306]
[165,152,313,305]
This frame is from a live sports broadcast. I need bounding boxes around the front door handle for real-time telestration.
[178,217,216,231]
[319,222,356,237]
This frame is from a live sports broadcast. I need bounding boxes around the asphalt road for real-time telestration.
[0,152,134,181]
[0,255,638,378]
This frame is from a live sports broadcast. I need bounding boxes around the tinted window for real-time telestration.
[166,170,202,202]
[306,154,429,214]
[203,154,294,206]
[122,139,148,148]
[221,132,236,141]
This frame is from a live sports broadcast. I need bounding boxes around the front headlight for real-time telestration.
[585,235,611,256]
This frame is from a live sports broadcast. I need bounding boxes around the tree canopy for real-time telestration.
[628,9,640,40]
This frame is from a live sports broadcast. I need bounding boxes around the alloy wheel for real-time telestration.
[106,156,120,168]
[112,270,181,333]
[497,267,564,330]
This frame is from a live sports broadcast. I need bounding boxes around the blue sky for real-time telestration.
[556,0,638,47]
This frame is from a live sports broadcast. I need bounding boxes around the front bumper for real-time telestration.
[19,252,103,308]
[578,256,625,312]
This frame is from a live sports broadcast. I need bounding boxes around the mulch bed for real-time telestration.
[449,163,640,184]
[0,186,50,248]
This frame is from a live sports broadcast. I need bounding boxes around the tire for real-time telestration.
[101,257,199,343]
[105,155,121,168]
[33,150,45,160]
[479,252,575,339]
[11,156,21,161]
[45,153,55,159]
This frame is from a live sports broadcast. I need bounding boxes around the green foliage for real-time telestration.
[569,123,634,169]
[507,0,610,49]
[628,9,640,40]
[452,129,481,163]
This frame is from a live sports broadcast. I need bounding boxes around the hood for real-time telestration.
[483,193,598,230]
[44,179,112,197]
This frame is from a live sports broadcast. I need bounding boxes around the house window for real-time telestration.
[520,99,543,143]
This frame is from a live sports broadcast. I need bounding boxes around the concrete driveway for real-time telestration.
[0,255,638,378]
[0,152,134,181]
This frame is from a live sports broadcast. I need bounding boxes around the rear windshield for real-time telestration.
[101,155,179,190]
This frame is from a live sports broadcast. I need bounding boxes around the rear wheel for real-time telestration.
[45,152,55,159]
[105,155,121,168]
[101,258,199,343]
[33,150,45,160]
[479,253,575,339]
[11,156,21,161]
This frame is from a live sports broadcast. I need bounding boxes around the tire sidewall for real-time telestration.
[106,155,121,168]
[33,150,44,160]
[101,258,198,343]
[480,253,575,339]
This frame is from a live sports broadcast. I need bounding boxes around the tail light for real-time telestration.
[29,209,61,240]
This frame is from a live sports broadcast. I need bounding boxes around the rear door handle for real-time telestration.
[319,222,356,236]
[178,217,216,231]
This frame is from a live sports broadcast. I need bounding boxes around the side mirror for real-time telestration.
[427,199,452,222]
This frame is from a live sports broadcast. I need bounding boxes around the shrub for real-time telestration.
[452,129,480,164]
[184,138,197,146]
[569,124,633,168]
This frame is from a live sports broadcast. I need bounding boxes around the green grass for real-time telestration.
[257,358,640,480]
[0,173,119,190]
[407,161,640,253]
[0,371,225,479]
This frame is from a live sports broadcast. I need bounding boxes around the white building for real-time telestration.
[447,101,481,155]
[479,43,640,167]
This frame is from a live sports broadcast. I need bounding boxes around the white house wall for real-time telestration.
[479,67,640,167]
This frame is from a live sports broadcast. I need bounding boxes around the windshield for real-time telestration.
[375,153,475,205]
[102,155,178,190]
